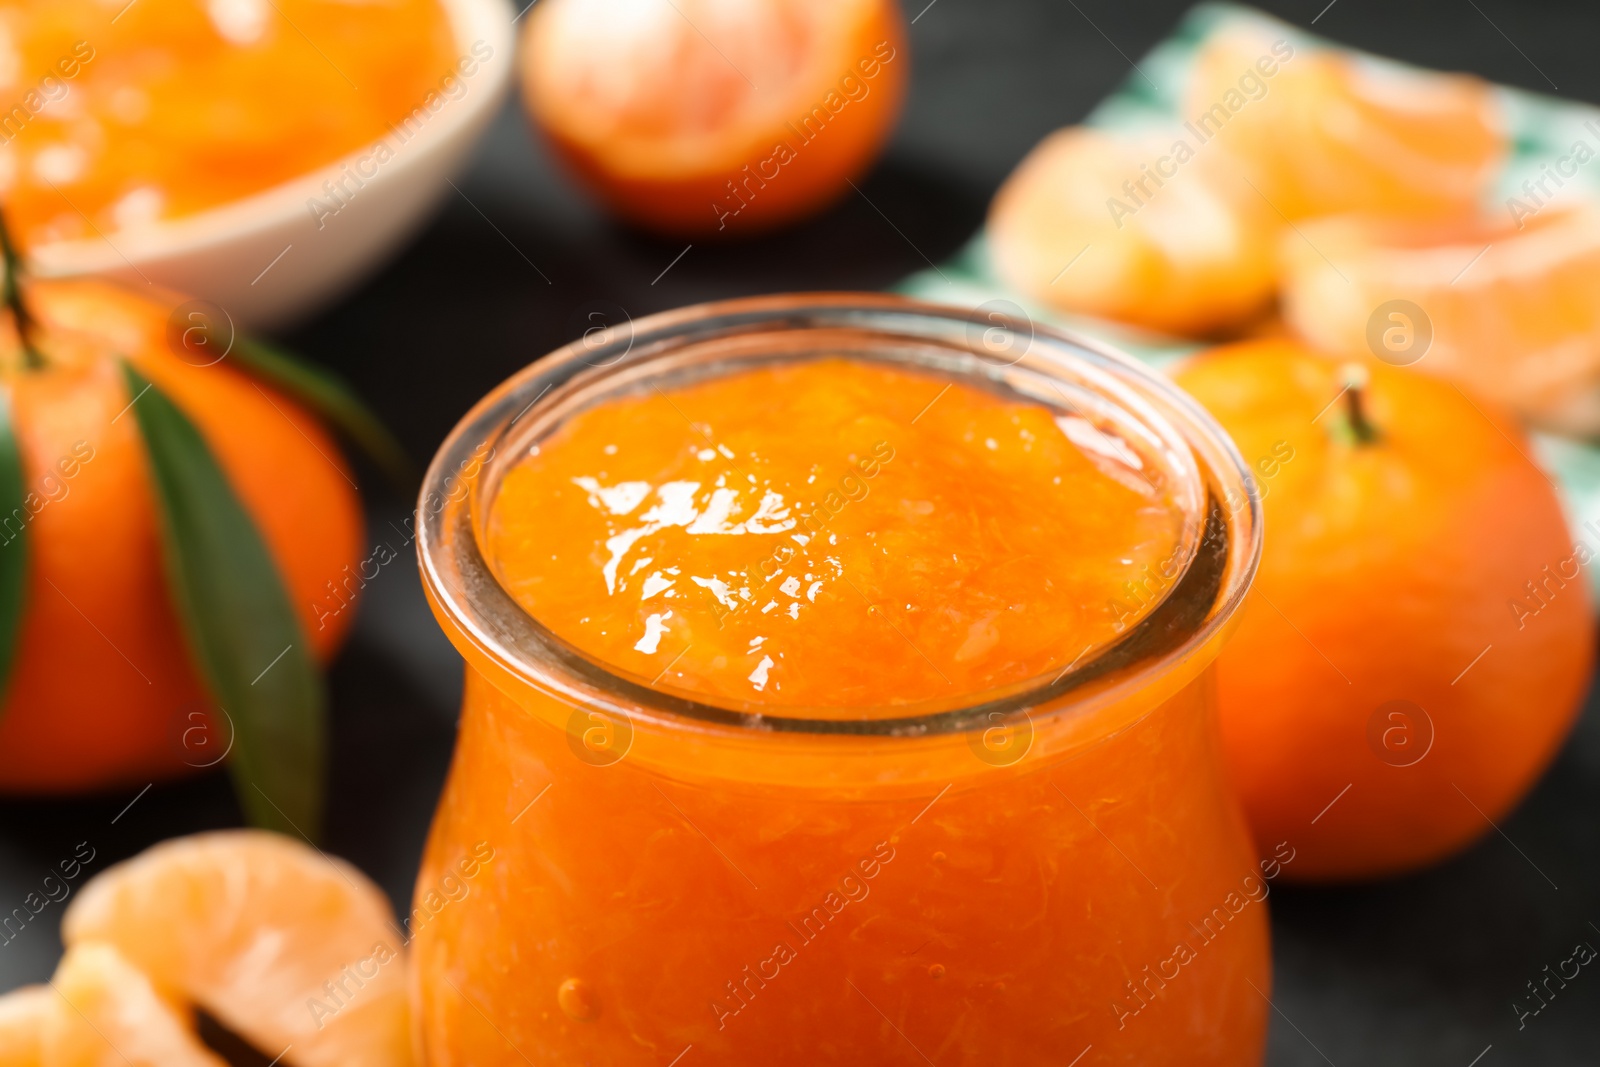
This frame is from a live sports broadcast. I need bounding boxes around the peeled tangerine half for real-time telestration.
[988,124,1277,336]
[1185,21,1505,218]
[520,0,907,235]
[1281,205,1600,436]
[59,831,411,1067]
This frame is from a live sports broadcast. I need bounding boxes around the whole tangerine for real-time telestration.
[1174,340,1593,881]
[518,0,908,237]
[0,276,364,794]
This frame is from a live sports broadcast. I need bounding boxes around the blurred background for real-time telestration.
[3,0,1599,1063]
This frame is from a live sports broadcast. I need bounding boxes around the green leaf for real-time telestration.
[122,362,325,840]
[228,336,416,493]
[0,387,26,711]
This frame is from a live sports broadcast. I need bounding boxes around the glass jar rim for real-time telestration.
[416,292,1262,740]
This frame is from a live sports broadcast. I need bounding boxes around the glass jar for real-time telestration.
[411,294,1268,1066]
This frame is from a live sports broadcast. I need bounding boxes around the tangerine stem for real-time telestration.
[0,211,43,370]
[1341,363,1377,444]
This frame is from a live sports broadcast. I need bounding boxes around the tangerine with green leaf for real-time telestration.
[0,230,400,837]
[1174,340,1593,881]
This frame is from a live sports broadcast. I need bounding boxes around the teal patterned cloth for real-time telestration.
[895,1,1600,596]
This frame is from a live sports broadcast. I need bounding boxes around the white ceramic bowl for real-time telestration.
[29,0,516,329]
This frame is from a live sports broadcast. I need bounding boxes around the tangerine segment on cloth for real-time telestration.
[486,357,1191,709]
[61,830,412,1067]
[0,0,459,246]
[46,942,224,1067]
[0,279,363,793]
[1174,342,1593,881]
[987,125,1277,336]
[1280,206,1600,436]
[1185,21,1505,219]
[519,0,907,235]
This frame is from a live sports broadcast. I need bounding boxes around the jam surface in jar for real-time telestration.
[487,356,1192,710]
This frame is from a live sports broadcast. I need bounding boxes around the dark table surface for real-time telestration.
[4,1,1600,1063]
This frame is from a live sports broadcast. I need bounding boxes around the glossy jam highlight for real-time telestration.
[0,0,458,245]
[486,358,1188,710]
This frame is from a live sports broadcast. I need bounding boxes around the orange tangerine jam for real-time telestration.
[486,358,1187,709]
[414,299,1269,1067]
[0,0,458,245]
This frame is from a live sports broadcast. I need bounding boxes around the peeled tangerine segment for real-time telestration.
[1185,20,1505,218]
[988,124,1277,336]
[61,831,411,1067]
[1280,205,1600,436]
[45,943,223,1067]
